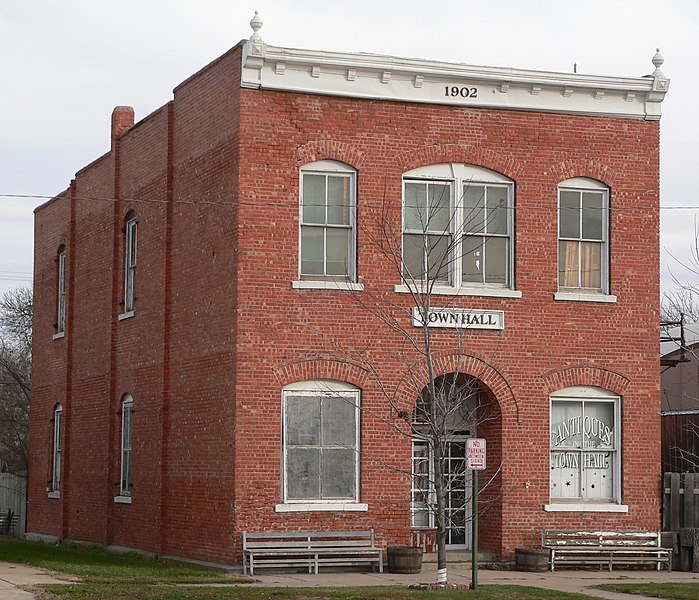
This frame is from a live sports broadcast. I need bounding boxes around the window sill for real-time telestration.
[554,292,617,303]
[275,502,368,513]
[292,280,364,291]
[544,503,628,513]
[118,311,135,321]
[52,332,65,340]
[114,495,132,504]
[395,284,522,298]
[47,491,60,499]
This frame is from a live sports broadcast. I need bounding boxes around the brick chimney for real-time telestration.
[111,106,134,148]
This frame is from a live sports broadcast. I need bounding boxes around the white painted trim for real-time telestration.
[292,281,364,291]
[275,502,368,512]
[114,496,133,504]
[553,292,617,303]
[395,284,521,298]
[118,310,135,321]
[544,503,628,513]
[242,41,668,121]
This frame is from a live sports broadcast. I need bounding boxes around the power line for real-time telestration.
[1,192,698,212]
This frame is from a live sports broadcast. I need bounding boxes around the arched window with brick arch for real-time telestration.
[547,386,624,512]
[294,160,359,289]
[400,163,517,297]
[277,380,365,511]
[121,211,138,316]
[557,177,610,296]
[54,245,67,337]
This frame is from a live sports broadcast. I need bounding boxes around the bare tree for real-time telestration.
[0,287,32,476]
[316,179,508,583]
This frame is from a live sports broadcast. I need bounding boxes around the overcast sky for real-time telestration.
[1,0,697,299]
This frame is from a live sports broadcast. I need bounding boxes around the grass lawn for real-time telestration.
[0,538,234,583]
[595,583,699,599]
[42,584,596,599]
[2,538,692,600]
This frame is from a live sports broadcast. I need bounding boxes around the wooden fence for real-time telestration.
[0,473,26,536]
[663,472,699,531]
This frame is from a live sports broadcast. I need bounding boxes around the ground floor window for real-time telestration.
[282,381,360,503]
[49,404,62,495]
[550,386,620,503]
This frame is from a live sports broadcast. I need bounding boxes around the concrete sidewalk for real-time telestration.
[1,558,697,599]
[246,562,699,599]
[0,561,75,599]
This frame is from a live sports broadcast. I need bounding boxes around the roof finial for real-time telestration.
[652,48,665,77]
[250,11,263,42]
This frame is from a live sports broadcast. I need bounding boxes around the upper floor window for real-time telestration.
[558,178,609,293]
[281,381,360,506]
[548,386,622,509]
[119,395,133,498]
[299,161,357,283]
[123,213,137,315]
[402,164,514,291]
[55,247,67,336]
[49,403,63,496]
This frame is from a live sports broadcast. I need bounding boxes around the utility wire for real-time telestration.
[0,193,697,212]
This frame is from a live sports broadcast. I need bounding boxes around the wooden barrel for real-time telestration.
[515,547,550,572]
[387,546,423,573]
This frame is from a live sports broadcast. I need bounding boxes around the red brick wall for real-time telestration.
[30,40,661,565]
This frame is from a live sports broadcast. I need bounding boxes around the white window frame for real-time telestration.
[396,164,519,298]
[117,395,133,501]
[121,214,137,318]
[276,380,366,512]
[54,247,67,338]
[546,386,627,513]
[293,161,363,291]
[555,178,615,302]
[48,404,62,497]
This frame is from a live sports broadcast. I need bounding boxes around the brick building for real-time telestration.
[28,14,670,566]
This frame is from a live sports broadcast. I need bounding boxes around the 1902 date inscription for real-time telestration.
[444,85,478,98]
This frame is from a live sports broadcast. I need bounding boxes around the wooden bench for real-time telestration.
[542,529,671,572]
[242,530,383,575]
[0,509,18,535]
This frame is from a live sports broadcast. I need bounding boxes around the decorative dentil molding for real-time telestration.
[241,13,669,121]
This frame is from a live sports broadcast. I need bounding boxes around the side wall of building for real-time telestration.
[28,44,243,560]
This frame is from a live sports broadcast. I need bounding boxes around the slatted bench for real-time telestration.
[543,529,671,572]
[0,509,18,535]
[242,530,384,575]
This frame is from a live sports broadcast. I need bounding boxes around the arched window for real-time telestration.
[119,395,134,498]
[548,386,623,510]
[122,212,138,316]
[557,178,610,294]
[49,403,63,496]
[279,380,361,508]
[298,161,357,284]
[55,246,67,336]
[402,164,514,292]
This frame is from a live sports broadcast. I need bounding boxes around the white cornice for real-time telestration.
[240,21,669,121]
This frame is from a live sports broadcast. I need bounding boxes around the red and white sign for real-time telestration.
[467,438,486,470]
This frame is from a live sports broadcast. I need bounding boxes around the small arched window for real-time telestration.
[557,178,610,294]
[55,246,67,336]
[298,161,357,284]
[49,403,63,496]
[119,395,134,498]
[122,212,138,315]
